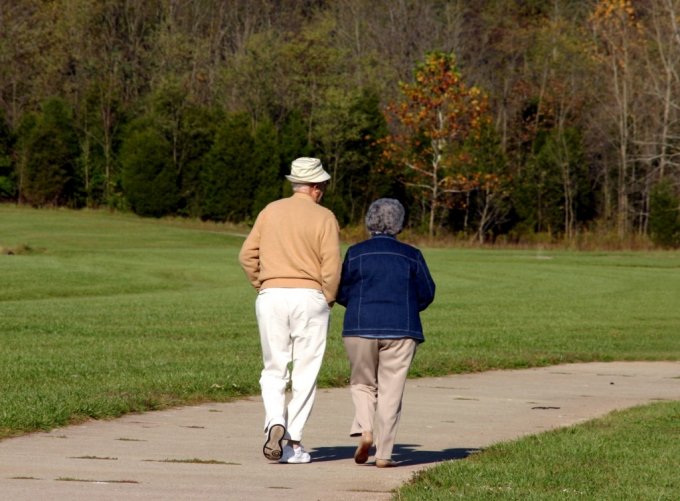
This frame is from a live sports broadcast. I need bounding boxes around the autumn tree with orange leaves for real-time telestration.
[381,51,495,238]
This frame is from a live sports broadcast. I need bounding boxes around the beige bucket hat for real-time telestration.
[285,157,331,183]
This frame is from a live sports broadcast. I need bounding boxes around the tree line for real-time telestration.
[0,0,679,246]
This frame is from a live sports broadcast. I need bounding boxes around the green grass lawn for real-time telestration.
[1,205,679,498]
[396,400,680,500]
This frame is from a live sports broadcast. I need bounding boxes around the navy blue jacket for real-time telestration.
[336,235,436,343]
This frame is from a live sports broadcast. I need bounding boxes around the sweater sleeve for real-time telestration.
[319,214,342,304]
[238,214,263,290]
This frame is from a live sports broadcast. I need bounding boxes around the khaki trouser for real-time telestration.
[343,336,417,461]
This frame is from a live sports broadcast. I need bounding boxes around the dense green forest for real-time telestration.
[1,0,679,245]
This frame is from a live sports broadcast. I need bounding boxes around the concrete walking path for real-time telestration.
[1,361,679,500]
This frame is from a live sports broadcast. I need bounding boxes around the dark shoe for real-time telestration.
[263,424,285,461]
[354,431,373,464]
[375,459,396,468]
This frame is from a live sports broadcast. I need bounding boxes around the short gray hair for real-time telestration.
[292,182,327,193]
[365,198,405,236]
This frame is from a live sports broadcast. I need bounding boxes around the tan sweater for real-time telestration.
[239,192,341,303]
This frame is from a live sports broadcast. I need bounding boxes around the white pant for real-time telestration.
[256,288,330,441]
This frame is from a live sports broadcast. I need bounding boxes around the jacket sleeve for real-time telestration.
[415,250,435,311]
[336,250,352,307]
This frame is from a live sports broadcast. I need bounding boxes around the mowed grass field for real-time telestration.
[1,205,679,438]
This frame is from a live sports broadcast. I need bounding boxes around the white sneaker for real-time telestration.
[279,444,311,464]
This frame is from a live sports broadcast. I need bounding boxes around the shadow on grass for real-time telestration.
[310,443,479,466]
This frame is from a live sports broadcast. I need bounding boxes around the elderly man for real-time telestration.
[239,157,341,464]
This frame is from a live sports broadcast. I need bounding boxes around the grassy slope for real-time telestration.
[1,205,679,435]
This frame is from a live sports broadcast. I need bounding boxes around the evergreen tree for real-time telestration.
[120,124,178,217]
[280,111,313,165]
[512,125,591,237]
[0,110,15,201]
[177,105,221,218]
[512,127,569,235]
[649,180,680,248]
[317,87,390,225]
[344,88,391,222]
[119,81,217,218]
[199,113,256,222]
[456,124,511,242]
[17,98,81,207]
[76,83,125,208]
[251,119,283,218]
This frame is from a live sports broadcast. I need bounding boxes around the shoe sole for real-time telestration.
[263,424,285,460]
[354,437,372,464]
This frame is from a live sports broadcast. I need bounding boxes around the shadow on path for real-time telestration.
[310,443,480,466]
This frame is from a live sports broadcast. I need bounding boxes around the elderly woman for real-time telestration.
[336,199,436,468]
